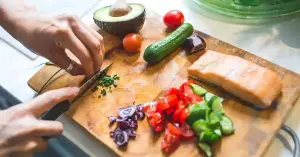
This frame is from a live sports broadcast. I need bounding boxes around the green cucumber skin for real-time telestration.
[143,23,194,64]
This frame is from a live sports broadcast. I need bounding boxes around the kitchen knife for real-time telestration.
[40,62,113,121]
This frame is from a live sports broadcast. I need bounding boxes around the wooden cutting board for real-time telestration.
[28,11,300,157]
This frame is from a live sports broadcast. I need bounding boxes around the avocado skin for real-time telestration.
[94,9,146,37]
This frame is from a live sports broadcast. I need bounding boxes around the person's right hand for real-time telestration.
[0,1,105,77]
[0,87,79,157]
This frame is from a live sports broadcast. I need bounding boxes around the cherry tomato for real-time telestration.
[157,98,170,112]
[163,10,185,29]
[167,123,181,136]
[180,123,195,139]
[123,33,142,53]
[165,107,176,115]
[179,82,190,92]
[179,108,189,124]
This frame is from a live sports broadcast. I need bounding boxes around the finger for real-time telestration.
[46,46,85,75]
[25,87,79,117]
[3,141,36,157]
[70,17,103,72]
[32,138,48,152]
[31,120,63,137]
[54,25,94,77]
[77,19,105,67]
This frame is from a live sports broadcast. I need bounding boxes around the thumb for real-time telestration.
[25,87,79,117]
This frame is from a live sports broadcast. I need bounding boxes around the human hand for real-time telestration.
[0,87,79,157]
[0,1,104,77]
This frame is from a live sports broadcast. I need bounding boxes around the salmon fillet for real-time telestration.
[188,50,282,108]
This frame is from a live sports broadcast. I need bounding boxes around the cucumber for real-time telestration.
[143,23,194,64]
[209,111,223,124]
[204,92,215,102]
[190,83,207,96]
[220,116,235,135]
[198,143,213,157]
[210,96,224,113]
[192,119,208,134]
[199,130,221,143]
[187,101,208,125]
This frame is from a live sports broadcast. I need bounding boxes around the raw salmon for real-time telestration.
[188,50,282,108]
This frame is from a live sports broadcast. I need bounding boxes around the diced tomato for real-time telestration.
[165,107,176,115]
[179,82,190,92]
[183,85,203,104]
[152,112,163,124]
[179,108,189,124]
[155,123,165,132]
[167,123,181,136]
[165,87,180,97]
[172,101,185,123]
[180,123,195,139]
[162,129,180,153]
[157,99,170,112]
[143,101,157,112]
[165,94,179,107]
[179,93,191,106]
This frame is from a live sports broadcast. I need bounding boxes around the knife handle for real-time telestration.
[40,100,70,139]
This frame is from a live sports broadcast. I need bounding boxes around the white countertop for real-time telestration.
[0,0,300,156]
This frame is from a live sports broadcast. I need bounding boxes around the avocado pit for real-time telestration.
[109,1,132,17]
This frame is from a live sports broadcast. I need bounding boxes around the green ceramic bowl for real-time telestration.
[192,0,300,18]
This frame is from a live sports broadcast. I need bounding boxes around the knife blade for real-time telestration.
[40,62,113,121]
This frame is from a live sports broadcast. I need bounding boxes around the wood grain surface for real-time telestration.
[28,11,300,157]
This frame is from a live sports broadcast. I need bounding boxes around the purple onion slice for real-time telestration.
[126,129,136,138]
[119,105,137,118]
[137,111,145,120]
[129,120,138,130]
[108,116,116,125]
[113,131,129,147]
[183,35,206,54]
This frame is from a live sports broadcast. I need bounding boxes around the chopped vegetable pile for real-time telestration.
[109,104,145,147]
[92,71,120,98]
[143,80,235,156]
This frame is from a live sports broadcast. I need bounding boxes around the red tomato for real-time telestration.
[180,123,195,139]
[163,10,185,29]
[165,107,176,115]
[165,87,180,97]
[155,122,165,132]
[165,95,179,107]
[182,85,203,104]
[179,82,190,92]
[179,93,191,106]
[179,108,189,124]
[172,101,185,122]
[157,99,170,112]
[162,129,181,153]
[152,112,163,124]
[167,123,181,136]
[123,33,143,53]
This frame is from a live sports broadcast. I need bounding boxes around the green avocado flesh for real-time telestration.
[93,3,145,36]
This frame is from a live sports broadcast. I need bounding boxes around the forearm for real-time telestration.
[0,0,37,41]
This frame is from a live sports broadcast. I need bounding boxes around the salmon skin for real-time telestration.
[188,50,282,108]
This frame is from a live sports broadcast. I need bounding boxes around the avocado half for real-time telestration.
[93,3,146,36]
